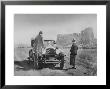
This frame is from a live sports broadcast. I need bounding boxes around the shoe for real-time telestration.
[71,67,76,69]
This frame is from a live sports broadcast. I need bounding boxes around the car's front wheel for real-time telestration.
[59,56,64,70]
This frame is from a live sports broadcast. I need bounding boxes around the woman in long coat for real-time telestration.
[33,31,44,56]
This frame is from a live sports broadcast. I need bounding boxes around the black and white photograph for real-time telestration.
[14,14,97,76]
[2,2,107,85]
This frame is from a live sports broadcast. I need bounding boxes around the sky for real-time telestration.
[14,14,97,45]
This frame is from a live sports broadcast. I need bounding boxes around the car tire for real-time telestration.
[59,56,64,70]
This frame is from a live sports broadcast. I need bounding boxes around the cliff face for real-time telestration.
[56,27,96,48]
[80,27,94,45]
[56,33,80,46]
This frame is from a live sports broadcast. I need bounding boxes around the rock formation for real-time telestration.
[56,27,97,48]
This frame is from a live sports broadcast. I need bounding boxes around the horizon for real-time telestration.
[15,30,97,46]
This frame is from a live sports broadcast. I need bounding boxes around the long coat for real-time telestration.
[33,34,44,55]
[70,43,78,55]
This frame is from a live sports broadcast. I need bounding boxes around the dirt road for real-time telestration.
[14,60,87,76]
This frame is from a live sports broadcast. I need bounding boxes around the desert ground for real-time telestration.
[14,47,97,76]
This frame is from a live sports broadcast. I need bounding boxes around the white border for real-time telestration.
[5,5,106,85]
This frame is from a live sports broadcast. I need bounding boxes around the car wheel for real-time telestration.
[59,56,64,70]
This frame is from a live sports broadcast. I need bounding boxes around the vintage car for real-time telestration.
[28,40,65,70]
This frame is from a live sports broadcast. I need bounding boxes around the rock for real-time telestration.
[56,33,80,47]
[56,27,97,48]
[80,27,94,45]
